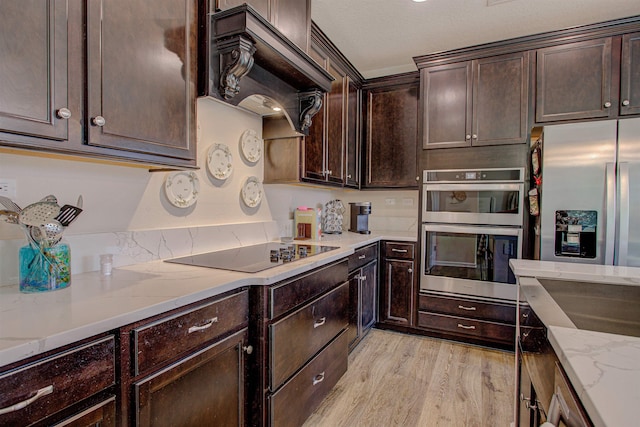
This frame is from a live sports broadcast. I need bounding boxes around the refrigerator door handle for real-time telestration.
[618,162,630,266]
[605,162,616,265]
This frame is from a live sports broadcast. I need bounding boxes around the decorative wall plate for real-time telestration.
[241,176,263,208]
[164,171,200,208]
[207,143,233,180]
[240,129,262,163]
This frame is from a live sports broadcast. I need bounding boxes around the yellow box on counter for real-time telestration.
[294,208,321,240]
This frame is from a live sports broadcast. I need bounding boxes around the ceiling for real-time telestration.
[311,0,640,79]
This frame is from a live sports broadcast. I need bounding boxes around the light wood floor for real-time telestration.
[303,329,515,427]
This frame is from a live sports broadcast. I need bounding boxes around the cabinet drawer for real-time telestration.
[419,293,516,324]
[0,336,115,426]
[418,311,515,344]
[133,290,248,375]
[347,243,378,271]
[270,330,348,427]
[270,260,348,318]
[383,241,414,260]
[270,282,349,390]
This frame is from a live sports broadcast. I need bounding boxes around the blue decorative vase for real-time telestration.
[19,243,71,293]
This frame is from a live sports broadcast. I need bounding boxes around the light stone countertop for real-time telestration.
[0,231,416,368]
[510,259,640,427]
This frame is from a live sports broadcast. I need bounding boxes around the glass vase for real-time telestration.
[19,242,71,293]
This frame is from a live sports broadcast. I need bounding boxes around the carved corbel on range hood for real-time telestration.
[199,5,333,135]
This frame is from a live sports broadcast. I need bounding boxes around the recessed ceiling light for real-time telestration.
[413,0,427,2]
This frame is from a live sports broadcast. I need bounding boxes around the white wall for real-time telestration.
[0,98,418,283]
[0,98,272,239]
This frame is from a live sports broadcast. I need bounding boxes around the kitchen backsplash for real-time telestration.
[0,98,417,285]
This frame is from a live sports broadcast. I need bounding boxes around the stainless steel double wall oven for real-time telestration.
[421,168,525,301]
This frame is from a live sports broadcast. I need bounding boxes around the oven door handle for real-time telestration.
[422,223,522,237]
[423,183,523,191]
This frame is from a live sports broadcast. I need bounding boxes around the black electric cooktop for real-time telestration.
[164,242,339,273]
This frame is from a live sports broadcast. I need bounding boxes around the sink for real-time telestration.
[537,279,640,338]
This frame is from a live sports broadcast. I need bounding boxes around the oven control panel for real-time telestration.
[424,168,524,183]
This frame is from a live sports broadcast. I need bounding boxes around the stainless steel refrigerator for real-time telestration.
[540,117,640,266]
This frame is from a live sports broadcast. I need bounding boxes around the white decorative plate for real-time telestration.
[164,171,200,208]
[207,143,233,180]
[241,176,263,208]
[240,129,262,163]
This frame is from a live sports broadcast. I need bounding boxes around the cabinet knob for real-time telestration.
[347,174,352,179]
[327,170,332,175]
[465,134,471,140]
[407,268,413,273]
[56,108,72,120]
[622,99,630,106]
[91,116,106,126]
[243,345,253,355]
[604,101,612,108]
[472,134,478,139]
[416,176,420,181]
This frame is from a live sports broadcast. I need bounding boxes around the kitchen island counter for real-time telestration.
[0,231,415,368]
[511,259,640,427]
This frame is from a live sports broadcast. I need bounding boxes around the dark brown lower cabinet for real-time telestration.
[379,241,416,327]
[134,328,248,427]
[348,260,378,351]
[54,397,116,427]
[417,292,516,349]
[347,243,379,351]
[251,260,349,427]
[268,331,348,427]
[0,335,115,426]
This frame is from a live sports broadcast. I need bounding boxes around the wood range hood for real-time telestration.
[199,4,334,135]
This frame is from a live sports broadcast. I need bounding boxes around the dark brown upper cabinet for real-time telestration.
[215,0,310,53]
[0,0,197,168]
[620,32,640,116]
[536,37,616,122]
[421,51,529,149]
[363,73,420,188]
[0,1,69,143]
[536,32,640,122]
[303,60,346,185]
[345,78,361,188]
[85,0,197,163]
[301,24,362,188]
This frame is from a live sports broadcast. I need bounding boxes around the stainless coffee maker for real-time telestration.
[349,202,371,234]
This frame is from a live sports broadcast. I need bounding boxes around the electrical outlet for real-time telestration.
[384,198,396,206]
[0,179,16,198]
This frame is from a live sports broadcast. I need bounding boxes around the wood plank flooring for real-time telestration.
[303,329,515,427]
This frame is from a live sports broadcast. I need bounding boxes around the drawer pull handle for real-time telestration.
[312,372,325,386]
[0,385,54,415]
[313,317,326,328]
[457,305,476,311]
[457,323,476,330]
[188,317,218,333]
[391,248,408,253]
[358,255,366,259]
